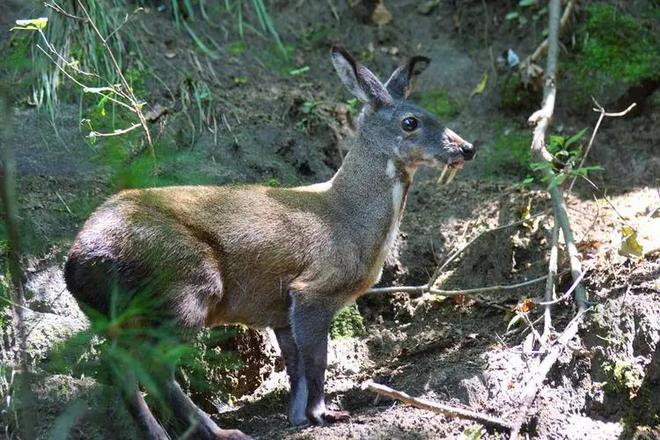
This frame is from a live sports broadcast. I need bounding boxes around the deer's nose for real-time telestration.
[460,142,475,160]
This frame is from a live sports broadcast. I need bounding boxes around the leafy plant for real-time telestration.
[528,128,602,189]
[602,360,643,399]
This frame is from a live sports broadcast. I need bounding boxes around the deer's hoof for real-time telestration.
[307,409,351,425]
[323,409,351,424]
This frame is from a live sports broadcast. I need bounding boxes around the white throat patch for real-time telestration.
[370,160,405,285]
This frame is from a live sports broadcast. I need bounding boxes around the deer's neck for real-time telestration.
[326,140,414,280]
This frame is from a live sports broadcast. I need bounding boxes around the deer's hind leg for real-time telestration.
[165,377,251,440]
[121,370,170,440]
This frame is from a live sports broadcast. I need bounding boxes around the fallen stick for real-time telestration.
[362,381,514,432]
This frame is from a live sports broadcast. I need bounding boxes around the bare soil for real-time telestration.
[1,0,658,439]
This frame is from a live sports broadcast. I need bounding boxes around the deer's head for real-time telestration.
[331,46,475,175]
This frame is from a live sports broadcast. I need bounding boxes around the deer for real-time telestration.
[64,46,475,440]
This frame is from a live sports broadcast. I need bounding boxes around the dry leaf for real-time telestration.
[515,297,536,313]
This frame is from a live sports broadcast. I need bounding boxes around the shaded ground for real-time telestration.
[1,0,658,439]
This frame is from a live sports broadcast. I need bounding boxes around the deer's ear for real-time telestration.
[385,56,431,100]
[331,45,392,107]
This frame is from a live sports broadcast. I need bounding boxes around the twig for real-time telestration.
[362,381,514,432]
[527,0,587,311]
[525,0,577,65]
[542,223,559,341]
[75,0,154,157]
[368,275,547,297]
[55,191,73,215]
[509,309,589,438]
[88,123,142,139]
[567,100,637,192]
[522,312,548,352]
[44,1,86,21]
[538,269,585,306]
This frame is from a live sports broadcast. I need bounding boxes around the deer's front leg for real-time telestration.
[288,292,350,425]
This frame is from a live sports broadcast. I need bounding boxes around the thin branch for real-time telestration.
[525,0,578,65]
[527,0,587,311]
[44,1,86,21]
[88,123,142,139]
[538,269,585,306]
[75,0,154,157]
[35,44,134,112]
[567,100,637,192]
[368,275,547,299]
[362,381,514,432]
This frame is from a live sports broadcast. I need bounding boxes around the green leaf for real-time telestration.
[565,128,588,149]
[505,11,520,20]
[519,0,537,6]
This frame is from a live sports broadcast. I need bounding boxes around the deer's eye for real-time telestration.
[401,117,419,132]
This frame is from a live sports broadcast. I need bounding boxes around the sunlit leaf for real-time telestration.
[470,72,488,97]
[506,313,524,331]
[619,225,643,257]
[565,128,588,149]
[12,17,48,31]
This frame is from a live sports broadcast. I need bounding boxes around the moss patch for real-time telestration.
[481,124,532,179]
[418,89,462,119]
[330,305,366,339]
[569,3,660,103]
